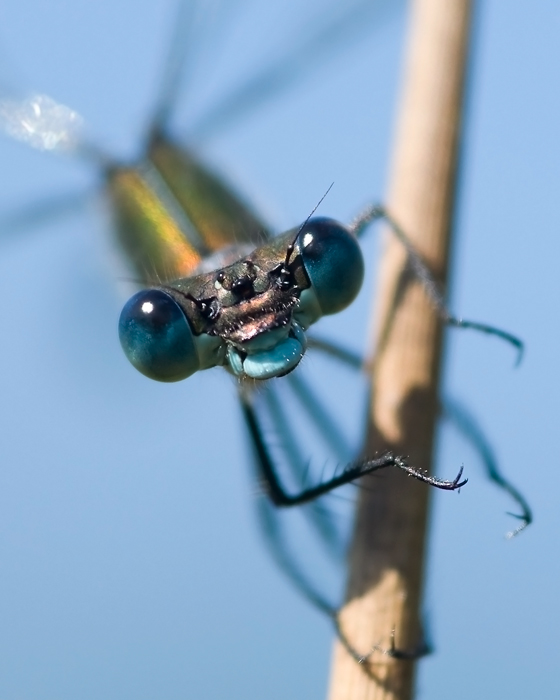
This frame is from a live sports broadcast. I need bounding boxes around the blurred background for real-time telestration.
[0,0,557,698]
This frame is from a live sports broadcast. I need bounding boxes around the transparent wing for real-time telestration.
[148,0,404,140]
[0,93,84,153]
[0,91,109,242]
[0,90,111,167]
[190,0,402,141]
[148,0,245,135]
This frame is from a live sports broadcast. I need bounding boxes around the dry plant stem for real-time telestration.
[327,1,472,699]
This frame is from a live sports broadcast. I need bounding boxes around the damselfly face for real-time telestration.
[119,218,363,381]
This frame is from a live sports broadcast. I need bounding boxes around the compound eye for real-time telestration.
[118,289,199,382]
[298,217,364,315]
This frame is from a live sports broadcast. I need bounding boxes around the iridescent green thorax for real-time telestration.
[105,133,270,284]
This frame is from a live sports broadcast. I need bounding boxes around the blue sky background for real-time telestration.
[0,1,557,698]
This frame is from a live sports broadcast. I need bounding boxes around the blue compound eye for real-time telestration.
[119,289,200,382]
[298,217,364,315]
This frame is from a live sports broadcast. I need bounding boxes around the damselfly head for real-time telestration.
[119,217,364,382]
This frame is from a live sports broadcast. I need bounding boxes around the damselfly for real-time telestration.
[0,0,532,697]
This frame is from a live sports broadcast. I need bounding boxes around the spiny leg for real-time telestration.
[333,616,432,667]
[302,339,532,658]
[308,334,532,536]
[350,204,524,364]
[241,379,344,616]
[244,381,436,664]
[240,387,466,508]
[286,372,354,462]
[255,489,432,666]
[259,381,346,558]
[306,335,363,369]
[443,397,532,537]
[253,491,337,617]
